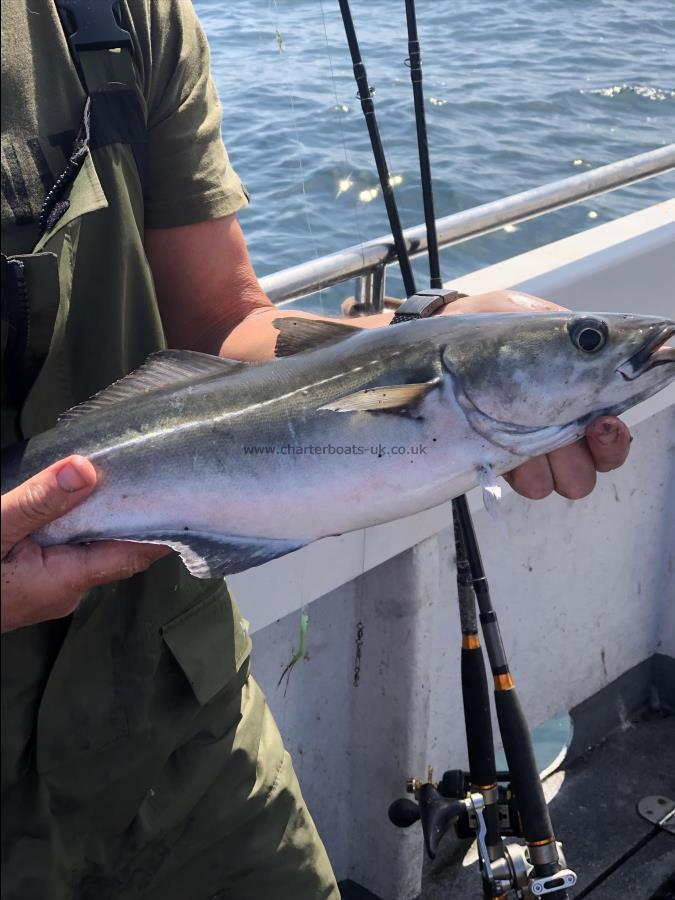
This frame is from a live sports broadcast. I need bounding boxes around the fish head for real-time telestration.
[439,312,674,452]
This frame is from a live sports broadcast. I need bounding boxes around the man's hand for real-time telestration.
[439,290,631,499]
[1,455,168,634]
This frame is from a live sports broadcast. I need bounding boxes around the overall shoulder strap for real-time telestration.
[53,0,134,89]
[51,0,147,188]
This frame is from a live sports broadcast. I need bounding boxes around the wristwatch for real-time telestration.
[390,288,468,324]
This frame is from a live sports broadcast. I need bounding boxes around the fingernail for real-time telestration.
[56,463,89,492]
[592,419,619,445]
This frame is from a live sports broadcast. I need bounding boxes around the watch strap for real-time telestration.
[390,288,468,324]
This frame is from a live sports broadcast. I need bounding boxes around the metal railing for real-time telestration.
[259,145,675,313]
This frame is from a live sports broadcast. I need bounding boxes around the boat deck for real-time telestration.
[420,709,675,899]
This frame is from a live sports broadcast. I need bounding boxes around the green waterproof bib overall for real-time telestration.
[1,4,337,898]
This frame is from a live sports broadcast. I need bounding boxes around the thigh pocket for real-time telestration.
[161,589,251,706]
[33,583,251,791]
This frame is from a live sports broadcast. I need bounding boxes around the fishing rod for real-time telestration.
[404,1,509,888]
[453,499,507,897]
[402,4,573,896]
[404,0,442,289]
[455,496,575,899]
[337,2,576,896]
[337,0,417,298]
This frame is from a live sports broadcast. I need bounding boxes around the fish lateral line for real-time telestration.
[81,353,435,460]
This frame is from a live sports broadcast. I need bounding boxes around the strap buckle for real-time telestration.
[55,0,133,60]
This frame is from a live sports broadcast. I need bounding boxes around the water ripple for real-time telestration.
[582,84,675,101]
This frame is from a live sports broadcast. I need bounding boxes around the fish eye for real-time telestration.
[568,316,608,354]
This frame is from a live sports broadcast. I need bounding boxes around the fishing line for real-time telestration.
[270,0,326,309]
[318,0,368,280]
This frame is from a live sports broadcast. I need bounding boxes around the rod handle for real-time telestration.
[494,687,555,846]
[461,645,497,788]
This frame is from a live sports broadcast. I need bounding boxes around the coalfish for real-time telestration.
[3,312,674,578]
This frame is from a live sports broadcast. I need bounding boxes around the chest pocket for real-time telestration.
[2,251,60,427]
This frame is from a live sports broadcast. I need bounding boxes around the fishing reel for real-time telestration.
[394,768,523,841]
[389,769,576,898]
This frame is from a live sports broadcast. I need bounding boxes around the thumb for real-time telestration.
[1,455,98,556]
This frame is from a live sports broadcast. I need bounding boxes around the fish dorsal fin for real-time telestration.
[319,377,441,413]
[273,317,360,357]
[58,350,247,422]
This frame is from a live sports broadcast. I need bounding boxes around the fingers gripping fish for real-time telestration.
[3,312,674,579]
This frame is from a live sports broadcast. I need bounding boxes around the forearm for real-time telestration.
[148,213,390,360]
[217,304,390,362]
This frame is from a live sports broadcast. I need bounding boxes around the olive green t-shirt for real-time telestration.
[2,0,250,440]
[1,0,248,258]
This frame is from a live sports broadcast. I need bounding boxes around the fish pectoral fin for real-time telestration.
[273,317,360,357]
[319,378,441,413]
[58,351,248,423]
[118,531,307,579]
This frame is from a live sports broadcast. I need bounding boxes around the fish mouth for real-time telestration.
[617,323,675,381]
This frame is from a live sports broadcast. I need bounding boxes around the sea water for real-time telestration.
[195,0,674,310]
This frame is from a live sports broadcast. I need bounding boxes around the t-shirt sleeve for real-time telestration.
[141,1,249,229]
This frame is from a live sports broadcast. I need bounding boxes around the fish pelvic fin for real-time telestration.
[319,377,441,413]
[58,351,248,423]
[273,317,360,357]
[116,531,307,579]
